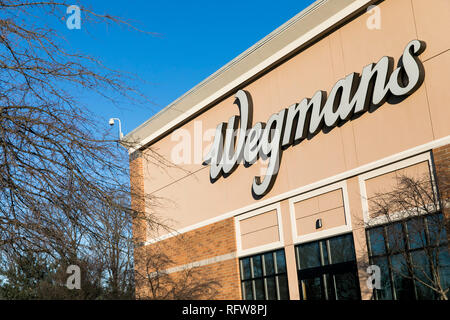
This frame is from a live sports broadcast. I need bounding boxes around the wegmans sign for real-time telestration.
[203,40,426,198]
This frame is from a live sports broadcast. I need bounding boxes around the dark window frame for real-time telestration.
[239,248,290,300]
[366,212,449,300]
[295,233,361,300]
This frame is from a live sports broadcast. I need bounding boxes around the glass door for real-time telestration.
[296,233,361,300]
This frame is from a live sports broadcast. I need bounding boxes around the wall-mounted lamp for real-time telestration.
[315,218,322,229]
[109,118,123,140]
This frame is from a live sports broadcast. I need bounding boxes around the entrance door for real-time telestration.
[295,233,361,300]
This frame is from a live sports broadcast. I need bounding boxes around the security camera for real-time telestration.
[109,117,123,140]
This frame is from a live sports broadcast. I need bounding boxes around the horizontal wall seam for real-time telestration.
[143,136,450,246]
[240,224,279,237]
[422,48,450,63]
[149,251,237,278]
[294,205,344,220]
[147,166,206,196]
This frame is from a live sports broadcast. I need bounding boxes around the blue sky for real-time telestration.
[60,0,315,135]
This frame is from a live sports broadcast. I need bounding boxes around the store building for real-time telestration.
[125,0,450,300]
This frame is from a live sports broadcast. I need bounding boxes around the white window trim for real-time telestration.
[358,152,438,227]
[289,181,352,245]
[235,203,284,258]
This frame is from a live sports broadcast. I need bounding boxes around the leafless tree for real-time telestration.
[134,243,219,300]
[0,0,173,298]
[367,159,449,300]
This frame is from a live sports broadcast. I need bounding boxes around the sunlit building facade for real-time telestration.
[126,0,449,300]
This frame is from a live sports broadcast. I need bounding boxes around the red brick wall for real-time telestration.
[432,145,450,243]
[129,149,241,300]
[130,151,147,245]
[134,218,241,300]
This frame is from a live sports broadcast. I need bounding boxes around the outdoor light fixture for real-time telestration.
[109,117,123,140]
[315,218,322,229]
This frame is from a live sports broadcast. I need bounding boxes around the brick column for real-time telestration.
[129,150,147,246]
[432,145,450,244]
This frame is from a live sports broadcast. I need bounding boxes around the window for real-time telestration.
[366,213,450,300]
[295,233,361,300]
[240,249,289,300]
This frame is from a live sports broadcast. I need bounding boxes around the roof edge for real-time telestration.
[124,0,374,153]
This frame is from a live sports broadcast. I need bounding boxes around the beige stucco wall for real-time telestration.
[293,189,346,236]
[365,160,432,216]
[239,209,280,250]
[142,0,450,238]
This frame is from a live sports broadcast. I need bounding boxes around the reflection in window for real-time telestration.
[371,256,392,299]
[367,227,386,255]
[410,250,434,299]
[295,233,361,300]
[240,249,289,300]
[390,254,415,300]
[296,242,322,269]
[334,272,360,300]
[366,212,449,300]
[329,234,356,264]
